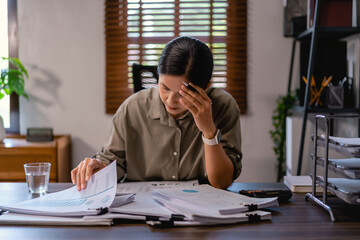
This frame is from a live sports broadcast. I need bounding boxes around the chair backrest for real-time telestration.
[132,63,159,93]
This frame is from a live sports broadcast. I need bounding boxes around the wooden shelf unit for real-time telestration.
[0,135,71,182]
[287,0,360,175]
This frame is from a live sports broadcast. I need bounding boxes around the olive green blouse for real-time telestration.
[95,87,242,182]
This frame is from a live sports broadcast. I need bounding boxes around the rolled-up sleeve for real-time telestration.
[221,116,242,180]
[213,91,242,180]
[94,108,127,182]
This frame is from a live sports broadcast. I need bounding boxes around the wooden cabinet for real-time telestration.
[0,135,71,182]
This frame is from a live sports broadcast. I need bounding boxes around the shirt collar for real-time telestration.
[148,88,164,120]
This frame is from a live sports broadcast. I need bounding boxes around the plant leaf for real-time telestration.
[0,56,29,99]
[6,57,29,78]
[3,87,11,95]
[270,92,296,182]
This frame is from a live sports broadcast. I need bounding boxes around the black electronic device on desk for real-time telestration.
[227,182,293,203]
[26,128,54,142]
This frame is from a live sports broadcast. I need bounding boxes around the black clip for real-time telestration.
[245,204,258,211]
[246,213,261,222]
[0,209,9,215]
[88,207,108,215]
[99,207,108,214]
[171,214,185,221]
[159,220,174,228]
[146,216,160,221]
[147,219,174,228]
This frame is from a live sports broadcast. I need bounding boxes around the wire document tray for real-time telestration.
[315,176,360,205]
[316,158,360,179]
[305,114,360,222]
[317,135,360,157]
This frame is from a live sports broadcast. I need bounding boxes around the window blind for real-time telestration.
[105,0,247,114]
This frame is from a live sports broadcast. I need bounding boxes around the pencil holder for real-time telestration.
[325,85,344,109]
[343,78,354,108]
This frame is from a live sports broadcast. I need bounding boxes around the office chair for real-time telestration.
[132,63,159,93]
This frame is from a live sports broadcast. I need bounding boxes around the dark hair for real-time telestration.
[157,36,213,89]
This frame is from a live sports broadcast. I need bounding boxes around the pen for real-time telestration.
[182,81,198,93]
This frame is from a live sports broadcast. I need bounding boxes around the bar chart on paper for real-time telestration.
[19,199,87,208]
[16,186,115,208]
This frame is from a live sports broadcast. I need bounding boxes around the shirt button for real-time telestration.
[172,175,176,179]
[173,152,178,156]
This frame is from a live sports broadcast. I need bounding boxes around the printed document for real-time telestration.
[0,161,117,217]
[152,197,272,224]
[110,192,176,219]
[0,212,113,226]
[152,184,278,215]
[116,180,198,194]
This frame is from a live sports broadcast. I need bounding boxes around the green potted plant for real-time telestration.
[0,57,29,142]
[269,93,296,182]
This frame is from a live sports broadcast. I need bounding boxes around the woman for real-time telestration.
[71,36,242,190]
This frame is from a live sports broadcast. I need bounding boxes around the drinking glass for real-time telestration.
[24,162,51,194]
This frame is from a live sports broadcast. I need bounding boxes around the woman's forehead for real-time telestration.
[159,74,188,84]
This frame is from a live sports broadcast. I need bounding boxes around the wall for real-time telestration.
[18,0,294,182]
[236,0,296,182]
[18,0,112,172]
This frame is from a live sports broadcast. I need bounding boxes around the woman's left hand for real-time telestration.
[179,82,217,139]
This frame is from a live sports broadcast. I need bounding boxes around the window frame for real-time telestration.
[104,0,247,114]
[6,0,20,133]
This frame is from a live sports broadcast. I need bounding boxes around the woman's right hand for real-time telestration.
[71,158,107,191]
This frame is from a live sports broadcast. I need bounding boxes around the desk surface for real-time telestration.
[1,182,360,240]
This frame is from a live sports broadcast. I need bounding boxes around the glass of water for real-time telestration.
[24,162,51,194]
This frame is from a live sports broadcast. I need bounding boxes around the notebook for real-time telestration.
[283,175,323,193]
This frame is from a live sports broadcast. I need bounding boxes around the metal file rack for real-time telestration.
[305,114,360,221]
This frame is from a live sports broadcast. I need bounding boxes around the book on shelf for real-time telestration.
[308,0,358,28]
[283,175,323,193]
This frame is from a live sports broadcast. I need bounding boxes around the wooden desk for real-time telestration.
[0,136,71,182]
[1,183,360,240]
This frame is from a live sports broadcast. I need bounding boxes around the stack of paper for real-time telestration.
[110,181,198,223]
[0,212,114,226]
[0,161,134,226]
[102,181,276,226]
[151,184,277,224]
[116,180,199,194]
[110,192,175,219]
[0,162,278,227]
